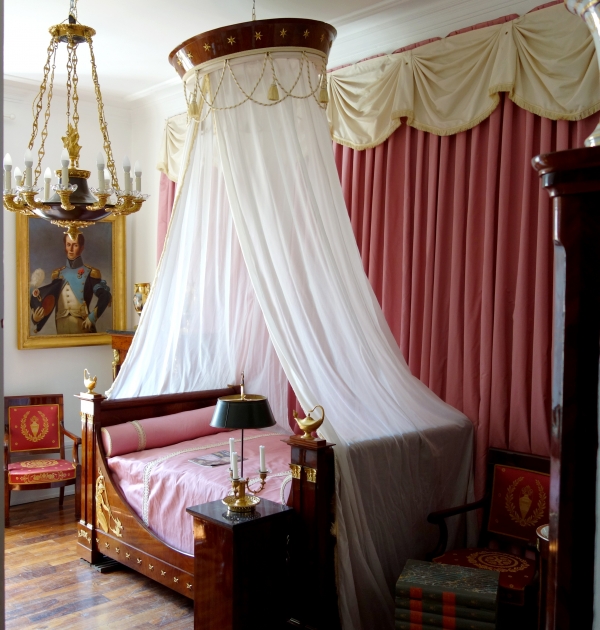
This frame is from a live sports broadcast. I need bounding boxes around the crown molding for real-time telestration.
[328,0,541,67]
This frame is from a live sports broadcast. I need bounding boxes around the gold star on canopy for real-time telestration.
[320,33,325,42]
[255,31,262,40]
[187,52,193,59]
[227,36,236,45]
[280,28,287,38]
[303,29,310,38]
[204,43,211,52]
[177,59,182,66]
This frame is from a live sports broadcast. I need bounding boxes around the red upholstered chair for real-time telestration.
[427,448,550,606]
[4,394,81,526]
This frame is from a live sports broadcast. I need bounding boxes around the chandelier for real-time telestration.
[3,0,148,239]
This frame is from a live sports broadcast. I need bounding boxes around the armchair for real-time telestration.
[4,394,81,527]
[427,448,549,606]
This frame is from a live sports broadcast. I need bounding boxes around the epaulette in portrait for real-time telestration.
[51,266,65,280]
[85,264,101,279]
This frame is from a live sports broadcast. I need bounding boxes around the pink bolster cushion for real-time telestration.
[101,405,220,457]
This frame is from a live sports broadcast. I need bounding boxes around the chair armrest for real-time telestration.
[62,427,82,466]
[426,497,487,560]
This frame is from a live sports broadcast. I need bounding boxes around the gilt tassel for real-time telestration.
[268,81,280,101]
[319,74,329,104]
[188,100,200,120]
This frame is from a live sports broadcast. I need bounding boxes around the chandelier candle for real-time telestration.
[44,168,52,202]
[123,156,131,193]
[60,149,70,188]
[24,150,33,188]
[97,153,105,193]
[14,167,23,188]
[134,162,142,192]
[4,154,12,191]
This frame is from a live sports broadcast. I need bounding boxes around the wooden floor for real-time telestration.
[5,496,194,629]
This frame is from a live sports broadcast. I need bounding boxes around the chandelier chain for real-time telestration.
[86,35,119,189]
[65,40,74,131]
[70,0,78,21]
[252,0,256,21]
[29,38,59,184]
[71,41,81,168]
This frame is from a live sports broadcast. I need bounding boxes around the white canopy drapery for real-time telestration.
[111,48,475,630]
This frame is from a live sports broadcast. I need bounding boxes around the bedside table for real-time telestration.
[187,498,292,630]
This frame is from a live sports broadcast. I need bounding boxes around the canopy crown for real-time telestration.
[169,17,336,77]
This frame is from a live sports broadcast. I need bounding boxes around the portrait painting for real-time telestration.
[17,214,126,349]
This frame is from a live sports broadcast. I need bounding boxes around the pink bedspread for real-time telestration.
[107,427,292,554]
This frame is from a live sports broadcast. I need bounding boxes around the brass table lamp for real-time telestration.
[210,373,276,513]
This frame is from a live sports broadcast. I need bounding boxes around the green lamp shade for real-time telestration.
[210,394,276,429]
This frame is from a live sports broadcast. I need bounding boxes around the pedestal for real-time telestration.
[107,329,135,380]
[533,145,600,630]
[187,498,292,630]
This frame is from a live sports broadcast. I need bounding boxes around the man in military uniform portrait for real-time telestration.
[30,233,112,335]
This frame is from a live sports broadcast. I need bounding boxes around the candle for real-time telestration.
[229,437,235,463]
[134,161,142,192]
[14,166,23,187]
[24,149,33,187]
[97,152,105,193]
[104,168,111,190]
[231,452,239,480]
[44,167,52,201]
[4,153,12,191]
[123,156,131,193]
[259,445,266,472]
[60,148,70,188]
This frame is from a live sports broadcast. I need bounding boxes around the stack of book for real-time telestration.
[395,559,499,630]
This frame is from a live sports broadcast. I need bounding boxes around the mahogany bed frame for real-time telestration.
[77,387,338,629]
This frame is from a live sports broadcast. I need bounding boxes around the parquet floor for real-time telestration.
[5,496,194,629]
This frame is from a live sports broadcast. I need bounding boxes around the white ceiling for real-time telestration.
[4,0,543,105]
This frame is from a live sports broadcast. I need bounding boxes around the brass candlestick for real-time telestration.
[223,469,270,513]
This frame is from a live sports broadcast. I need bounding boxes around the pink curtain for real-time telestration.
[157,172,177,262]
[333,95,598,496]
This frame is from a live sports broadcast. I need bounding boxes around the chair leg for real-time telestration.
[59,487,65,508]
[5,487,11,528]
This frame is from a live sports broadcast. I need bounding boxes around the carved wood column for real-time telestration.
[533,145,600,630]
[286,436,339,630]
[76,391,104,563]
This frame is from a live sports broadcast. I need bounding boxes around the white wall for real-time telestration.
[128,86,186,290]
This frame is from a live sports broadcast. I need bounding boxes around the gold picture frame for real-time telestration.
[16,214,126,349]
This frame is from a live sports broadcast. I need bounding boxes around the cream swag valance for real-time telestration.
[159,3,600,179]
[329,4,599,149]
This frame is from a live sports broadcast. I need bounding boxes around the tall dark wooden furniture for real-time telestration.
[285,436,339,630]
[4,394,81,526]
[187,498,292,630]
[532,145,600,630]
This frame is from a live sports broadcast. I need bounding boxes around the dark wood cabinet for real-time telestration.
[533,145,600,630]
[187,498,292,630]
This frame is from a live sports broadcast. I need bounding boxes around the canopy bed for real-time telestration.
[78,15,475,630]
